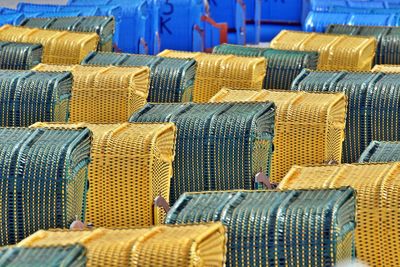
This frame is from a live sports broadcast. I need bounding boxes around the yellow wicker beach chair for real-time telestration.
[0,25,99,64]
[210,88,347,182]
[33,64,150,123]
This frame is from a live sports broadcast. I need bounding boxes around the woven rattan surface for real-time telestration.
[210,88,347,183]
[33,64,150,123]
[212,44,319,90]
[292,69,400,163]
[0,245,87,267]
[17,224,227,267]
[0,70,71,127]
[270,30,376,71]
[279,162,400,266]
[130,102,275,204]
[82,51,196,102]
[327,24,400,65]
[158,49,266,102]
[0,42,42,70]
[0,25,99,64]
[21,16,114,52]
[32,122,176,227]
[0,127,91,246]
[372,64,400,72]
[359,141,400,163]
[166,188,356,267]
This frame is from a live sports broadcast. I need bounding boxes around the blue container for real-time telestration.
[262,0,302,22]
[0,14,25,26]
[208,0,246,45]
[261,23,302,41]
[159,0,204,51]
[68,0,160,54]
[304,11,400,32]
[245,0,261,44]
[67,1,147,53]
[261,0,302,42]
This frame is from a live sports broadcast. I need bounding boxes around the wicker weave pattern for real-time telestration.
[158,50,266,102]
[372,64,400,72]
[210,88,347,183]
[0,245,87,267]
[32,122,176,227]
[279,163,400,267]
[17,224,227,267]
[0,127,91,246]
[82,51,197,103]
[292,69,400,163]
[359,141,400,163]
[213,44,319,90]
[327,24,400,65]
[0,70,71,127]
[0,25,99,64]
[21,16,114,52]
[130,102,275,204]
[0,42,42,70]
[270,30,376,71]
[166,188,356,267]
[33,64,150,123]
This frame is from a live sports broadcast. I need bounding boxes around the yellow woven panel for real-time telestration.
[33,64,150,123]
[210,88,347,183]
[0,25,99,64]
[158,49,266,102]
[17,224,226,267]
[31,122,176,227]
[270,30,376,71]
[278,163,400,267]
[372,64,400,72]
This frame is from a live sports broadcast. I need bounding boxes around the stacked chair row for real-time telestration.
[166,188,356,267]
[20,16,115,52]
[0,245,87,267]
[32,64,150,123]
[81,51,197,102]
[0,25,99,64]
[32,122,176,228]
[0,70,71,127]
[0,41,42,69]
[15,224,227,267]
[279,162,400,267]
[158,50,266,102]
[212,44,319,90]
[292,69,400,163]
[359,140,400,162]
[210,89,347,183]
[0,127,91,245]
[326,24,400,65]
[130,102,275,204]
[8,0,229,54]
[270,30,376,71]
